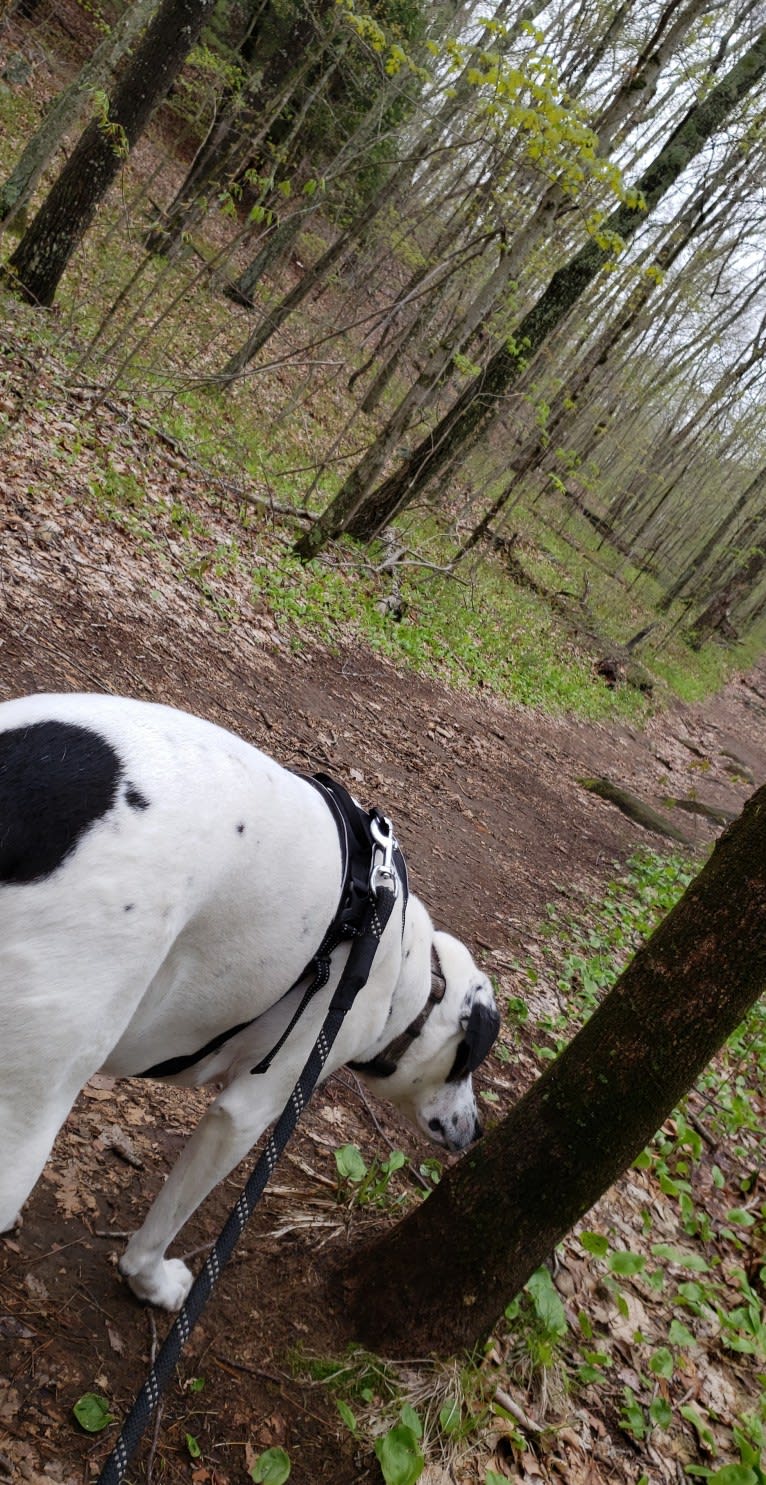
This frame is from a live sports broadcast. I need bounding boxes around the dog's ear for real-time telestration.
[448,992,500,1081]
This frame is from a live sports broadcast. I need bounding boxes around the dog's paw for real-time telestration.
[120,1256,194,1311]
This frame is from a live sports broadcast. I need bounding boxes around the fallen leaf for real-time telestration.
[106,1323,125,1354]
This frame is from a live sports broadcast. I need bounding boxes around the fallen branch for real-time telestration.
[579,778,693,844]
[494,1387,544,1434]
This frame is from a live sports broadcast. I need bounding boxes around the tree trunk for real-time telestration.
[659,464,766,611]
[0,0,159,229]
[340,785,766,1356]
[215,0,535,384]
[5,0,215,307]
[688,541,766,648]
[296,22,766,556]
[298,0,699,554]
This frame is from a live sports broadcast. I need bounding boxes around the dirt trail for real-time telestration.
[1,496,765,1485]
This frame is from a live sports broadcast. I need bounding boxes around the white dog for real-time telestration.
[0,692,499,1310]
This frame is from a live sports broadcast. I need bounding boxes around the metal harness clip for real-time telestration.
[369,813,398,900]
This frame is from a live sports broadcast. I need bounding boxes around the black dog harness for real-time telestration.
[137,772,408,1082]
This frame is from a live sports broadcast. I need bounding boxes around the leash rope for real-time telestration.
[96,874,397,1485]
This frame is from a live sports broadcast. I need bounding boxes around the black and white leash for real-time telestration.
[96,812,400,1485]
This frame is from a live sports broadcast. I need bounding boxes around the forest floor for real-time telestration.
[1,353,766,1485]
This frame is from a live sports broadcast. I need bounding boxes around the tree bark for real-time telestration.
[296,21,766,556]
[688,540,766,647]
[5,0,215,307]
[0,0,159,229]
[340,785,766,1356]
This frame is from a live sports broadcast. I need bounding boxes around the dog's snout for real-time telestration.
[428,1117,445,1138]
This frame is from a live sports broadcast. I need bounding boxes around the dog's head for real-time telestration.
[352,926,500,1153]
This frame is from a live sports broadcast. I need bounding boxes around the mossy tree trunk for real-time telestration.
[296,22,766,557]
[341,785,766,1357]
[6,0,215,307]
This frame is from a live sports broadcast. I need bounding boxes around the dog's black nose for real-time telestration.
[472,1118,484,1142]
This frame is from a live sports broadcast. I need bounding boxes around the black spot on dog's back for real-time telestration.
[0,720,122,883]
[125,785,149,811]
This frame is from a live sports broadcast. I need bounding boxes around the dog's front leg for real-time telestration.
[119,1074,282,1309]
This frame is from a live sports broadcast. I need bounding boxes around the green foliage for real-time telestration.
[504,1265,569,1384]
[334,1143,409,1209]
[374,1419,424,1485]
[72,1392,115,1433]
[250,1446,291,1484]
[503,851,766,1481]
[90,88,129,159]
[248,535,648,720]
[525,849,695,1047]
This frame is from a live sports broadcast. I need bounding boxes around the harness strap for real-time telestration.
[348,945,446,1079]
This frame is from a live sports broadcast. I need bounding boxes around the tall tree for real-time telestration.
[340,785,766,1356]
[0,0,159,230]
[295,21,766,557]
[4,0,216,307]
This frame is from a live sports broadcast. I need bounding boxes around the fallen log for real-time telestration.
[579,777,693,844]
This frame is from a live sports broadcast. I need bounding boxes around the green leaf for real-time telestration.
[399,1403,423,1439]
[526,1266,567,1337]
[374,1424,424,1485]
[335,1144,367,1182]
[649,1347,674,1378]
[708,1468,758,1485]
[72,1393,115,1433]
[725,1208,756,1227]
[186,1434,202,1459]
[580,1231,609,1257]
[439,1397,461,1435]
[250,1446,292,1484]
[650,1397,672,1429]
[607,1250,646,1276]
[680,1405,716,1452]
[337,1399,357,1435]
[668,1318,697,1348]
[651,1242,709,1271]
[620,1388,645,1440]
